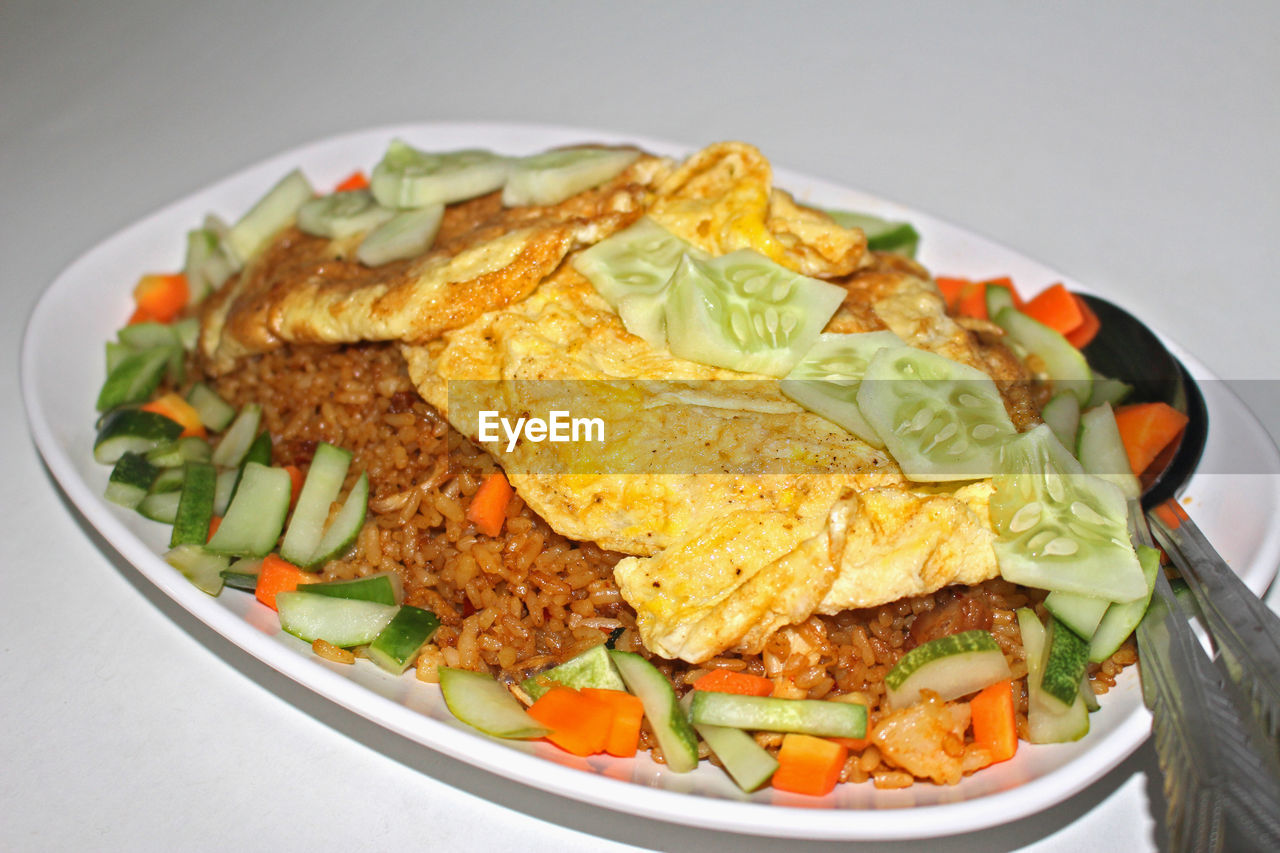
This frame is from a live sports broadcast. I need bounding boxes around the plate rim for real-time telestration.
[20,120,1280,841]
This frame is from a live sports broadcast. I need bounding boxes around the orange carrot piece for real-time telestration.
[935,277,970,312]
[1064,293,1101,348]
[466,472,513,537]
[828,735,871,751]
[334,170,369,192]
[254,554,314,611]
[581,688,645,757]
[527,686,614,756]
[956,281,989,320]
[1153,499,1189,531]
[771,733,848,796]
[1114,402,1189,476]
[127,306,159,325]
[206,516,223,542]
[283,465,305,509]
[1023,283,1084,336]
[140,393,207,438]
[691,669,774,697]
[132,273,189,324]
[970,679,1018,764]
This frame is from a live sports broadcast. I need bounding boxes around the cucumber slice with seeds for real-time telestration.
[990,424,1146,602]
[502,147,640,207]
[370,141,509,209]
[609,650,699,773]
[780,330,905,447]
[355,204,444,267]
[275,593,398,647]
[279,442,352,567]
[367,605,441,674]
[296,189,395,239]
[520,643,626,701]
[884,629,1012,709]
[438,667,552,739]
[856,345,1017,481]
[994,306,1092,405]
[688,691,867,739]
[227,169,314,262]
[204,462,291,557]
[664,250,846,378]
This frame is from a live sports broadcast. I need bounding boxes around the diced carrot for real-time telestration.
[1064,293,1100,348]
[771,733,848,797]
[127,306,159,325]
[466,472,513,537]
[1023,283,1085,336]
[935,277,970,312]
[970,679,1017,764]
[1114,402,1189,476]
[581,688,645,757]
[1153,499,1189,531]
[140,393,207,438]
[527,686,614,757]
[254,554,314,611]
[956,281,989,320]
[828,735,871,751]
[334,170,369,192]
[691,669,774,697]
[283,464,305,509]
[132,273,189,324]
[206,516,223,542]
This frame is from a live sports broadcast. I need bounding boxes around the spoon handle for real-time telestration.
[1147,499,1280,743]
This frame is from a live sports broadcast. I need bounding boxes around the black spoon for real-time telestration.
[1077,293,1280,851]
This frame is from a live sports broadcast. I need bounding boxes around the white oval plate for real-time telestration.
[21,122,1280,841]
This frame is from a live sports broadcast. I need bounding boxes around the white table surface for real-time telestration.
[4,2,1278,851]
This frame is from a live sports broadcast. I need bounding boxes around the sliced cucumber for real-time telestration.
[571,217,707,347]
[608,650,699,773]
[367,605,441,674]
[219,570,261,592]
[279,442,352,566]
[275,592,398,647]
[137,489,182,524]
[502,147,640,207]
[163,544,230,596]
[1017,608,1089,743]
[1088,545,1161,663]
[779,330,906,447]
[990,424,1146,602]
[1043,589,1110,640]
[146,436,212,468]
[170,462,216,547]
[1077,403,1141,500]
[172,317,200,352]
[856,345,1017,481]
[1079,673,1100,712]
[296,189,395,239]
[984,282,1018,318]
[370,141,509,209]
[1040,392,1080,452]
[227,169,314,262]
[94,409,184,464]
[520,643,627,701]
[1087,372,1133,408]
[664,250,846,377]
[309,472,368,565]
[96,346,173,412]
[823,209,920,257]
[210,404,263,468]
[105,452,159,509]
[204,462,291,557]
[293,572,401,606]
[150,466,186,494]
[212,467,239,516]
[688,691,867,739]
[438,667,552,739]
[185,383,237,432]
[884,630,1012,709]
[1038,617,1090,708]
[994,306,1092,405]
[117,322,180,351]
[105,341,129,375]
[183,224,240,302]
[681,694,777,792]
[355,204,444,267]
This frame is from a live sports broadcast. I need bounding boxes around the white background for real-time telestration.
[4,2,1277,851]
